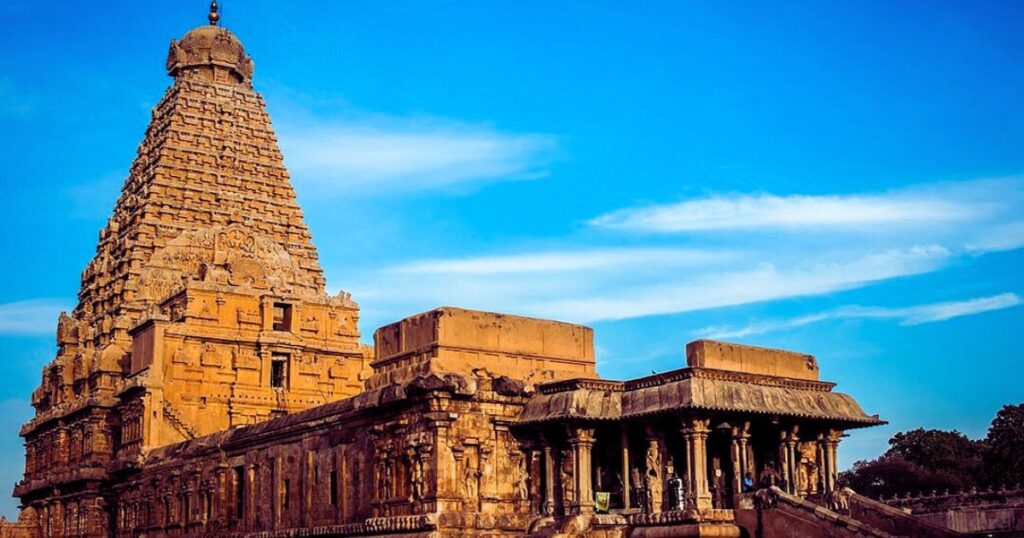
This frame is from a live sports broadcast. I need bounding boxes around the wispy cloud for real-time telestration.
[332,177,1024,331]
[695,293,1023,339]
[278,117,558,194]
[589,179,1015,233]
[0,300,67,335]
[389,248,735,275]
[350,245,951,325]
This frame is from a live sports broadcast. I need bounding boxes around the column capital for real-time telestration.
[731,421,751,441]
[780,424,799,444]
[681,417,711,437]
[567,425,596,446]
[825,429,844,444]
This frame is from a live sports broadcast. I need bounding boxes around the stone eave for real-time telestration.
[19,396,120,437]
[518,367,883,428]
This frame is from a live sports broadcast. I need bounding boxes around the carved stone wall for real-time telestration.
[14,17,371,533]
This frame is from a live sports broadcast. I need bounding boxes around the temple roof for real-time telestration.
[518,367,884,427]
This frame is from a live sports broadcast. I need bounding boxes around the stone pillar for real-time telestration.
[816,434,827,494]
[425,403,458,512]
[730,421,751,495]
[215,464,228,524]
[542,444,556,516]
[682,418,712,511]
[272,455,282,527]
[56,424,69,465]
[781,426,799,495]
[568,426,596,515]
[302,449,313,526]
[529,449,543,514]
[620,426,631,510]
[338,443,349,521]
[822,430,843,493]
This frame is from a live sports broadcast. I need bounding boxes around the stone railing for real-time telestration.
[230,515,436,537]
[879,485,1024,513]
[753,486,892,537]
[626,507,734,527]
[846,489,958,537]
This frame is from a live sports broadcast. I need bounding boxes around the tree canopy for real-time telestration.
[839,403,1023,499]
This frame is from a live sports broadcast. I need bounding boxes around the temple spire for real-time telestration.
[208,0,220,26]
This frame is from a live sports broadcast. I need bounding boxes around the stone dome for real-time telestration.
[166,25,254,82]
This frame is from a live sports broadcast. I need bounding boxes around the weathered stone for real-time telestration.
[4,6,949,538]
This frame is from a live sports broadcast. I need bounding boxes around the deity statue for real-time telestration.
[797,442,819,495]
[461,458,479,503]
[375,457,388,501]
[410,455,424,502]
[514,456,529,501]
[644,441,662,513]
[560,448,575,505]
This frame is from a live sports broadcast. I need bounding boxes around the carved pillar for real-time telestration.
[529,449,543,514]
[643,426,663,513]
[425,401,459,512]
[816,434,827,494]
[730,421,751,496]
[272,455,282,527]
[56,424,69,465]
[822,430,843,493]
[568,426,596,515]
[302,449,313,527]
[542,444,556,516]
[620,425,631,510]
[246,463,257,529]
[215,464,228,525]
[338,442,349,522]
[780,426,799,494]
[682,418,712,511]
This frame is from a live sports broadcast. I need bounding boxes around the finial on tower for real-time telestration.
[208,0,220,26]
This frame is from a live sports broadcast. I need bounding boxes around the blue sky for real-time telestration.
[1,0,1023,517]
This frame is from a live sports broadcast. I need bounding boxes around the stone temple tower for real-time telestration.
[15,4,372,535]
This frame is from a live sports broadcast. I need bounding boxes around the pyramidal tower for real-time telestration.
[15,4,371,533]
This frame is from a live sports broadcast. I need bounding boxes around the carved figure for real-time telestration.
[644,441,662,513]
[560,448,575,505]
[514,455,529,501]
[461,458,479,502]
[797,442,819,495]
[375,457,388,501]
[199,344,221,367]
[410,455,424,502]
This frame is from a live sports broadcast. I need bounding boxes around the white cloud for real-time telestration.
[330,177,1024,332]
[589,180,1015,233]
[389,248,734,275]
[0,300,67,335]
[349,245,952,325]
[695,292,1023,339]
[278,119,558,194]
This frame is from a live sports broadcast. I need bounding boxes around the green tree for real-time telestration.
[887,428,982,477]
[839,428,982,498]
[840,403,1024,498]
[982,403,1024,487]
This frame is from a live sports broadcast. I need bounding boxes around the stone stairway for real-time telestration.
[162,400,198,439]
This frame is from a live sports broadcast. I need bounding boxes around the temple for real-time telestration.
[11,5,1011,538]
